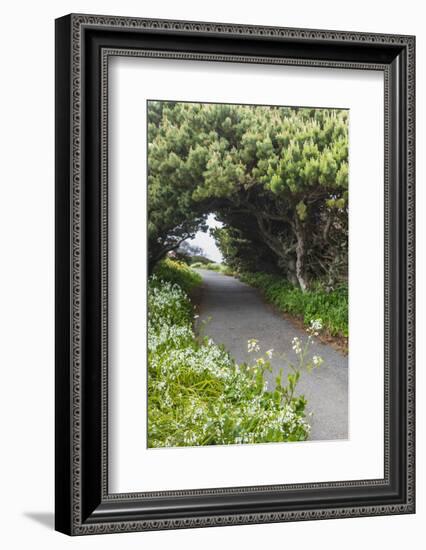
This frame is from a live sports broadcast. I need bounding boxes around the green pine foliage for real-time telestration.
[148,101,349,290]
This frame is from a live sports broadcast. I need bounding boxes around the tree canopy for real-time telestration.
[148,100,349,290]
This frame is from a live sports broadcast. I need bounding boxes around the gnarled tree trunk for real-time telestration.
[294,217,309,292]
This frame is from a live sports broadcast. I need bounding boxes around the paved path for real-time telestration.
[195,269,348,441]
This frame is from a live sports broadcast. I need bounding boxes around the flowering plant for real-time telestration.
[247,320,324,416]
[147,268,317,447]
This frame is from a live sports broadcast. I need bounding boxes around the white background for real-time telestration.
[0,0,423,548]
[110,58,384,493]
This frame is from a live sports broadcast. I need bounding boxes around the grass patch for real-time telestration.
[239,272,348,339]
[192,262,234,275]
[154,258,202,294]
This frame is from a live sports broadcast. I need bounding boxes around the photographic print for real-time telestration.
[147,100,349,448]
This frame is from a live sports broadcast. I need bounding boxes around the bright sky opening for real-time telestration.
[188,213,224,263]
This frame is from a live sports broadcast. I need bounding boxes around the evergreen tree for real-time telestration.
[147,101,348,289]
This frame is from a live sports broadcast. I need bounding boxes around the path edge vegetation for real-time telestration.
[193,262,348,353]
[148,259,324,448]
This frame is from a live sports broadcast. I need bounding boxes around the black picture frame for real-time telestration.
[55,13,415,536]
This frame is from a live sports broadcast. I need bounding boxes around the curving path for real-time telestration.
[194,269,348,441]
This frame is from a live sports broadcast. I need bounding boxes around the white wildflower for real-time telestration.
[292,336,302,355]
[309,319,323,332]
[312,355,323,367]
[247,338,260,353]
[266,349,274,359]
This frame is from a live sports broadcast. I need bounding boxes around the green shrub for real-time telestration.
[153,258,202,294]
[190,255,211,265]
[204,262,221,271]
[203,262,234,275]
[147,276,311,448]
[239,272,348,338]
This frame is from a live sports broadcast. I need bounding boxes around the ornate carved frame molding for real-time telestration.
[55,14,415,535]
